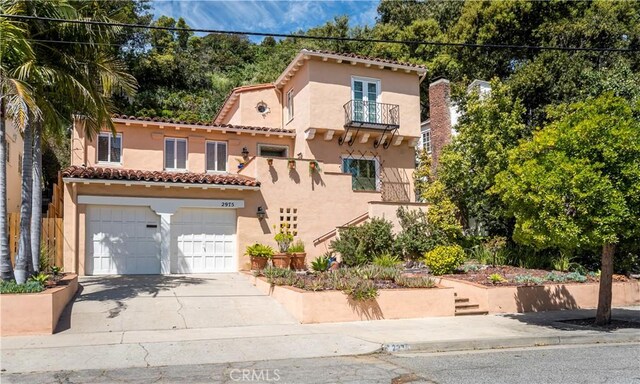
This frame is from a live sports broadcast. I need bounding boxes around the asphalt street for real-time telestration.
[2,343,639,384]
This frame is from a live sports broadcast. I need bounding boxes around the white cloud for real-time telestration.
[149,0,380,34]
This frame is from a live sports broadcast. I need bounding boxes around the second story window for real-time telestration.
[422,129,431,153]
[165,138,187,170]
[206,141,227,172]
[352,77,380,124]
[97,132,122,164]
[286,89,294,122]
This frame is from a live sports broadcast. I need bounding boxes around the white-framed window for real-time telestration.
[421,129,431,153]
[258,144,289,158]
[206,140,227,172]
[286,89,294,122]
[341,156,380,192]
[164,138,187,170]
[97,132,122,164]
[351,76,381,124]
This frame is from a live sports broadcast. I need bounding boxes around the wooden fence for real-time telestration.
[8,172,64,268]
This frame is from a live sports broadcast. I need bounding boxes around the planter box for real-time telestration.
[1,274,78,336]
[437,277,640,314]
[245,273,455,323]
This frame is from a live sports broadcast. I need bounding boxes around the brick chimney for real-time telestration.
[428,78,452,175]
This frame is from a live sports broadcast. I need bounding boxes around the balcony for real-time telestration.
[343,100,400,130]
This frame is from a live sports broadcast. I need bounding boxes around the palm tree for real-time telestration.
[0,0,39,280]
[9,0,137,281]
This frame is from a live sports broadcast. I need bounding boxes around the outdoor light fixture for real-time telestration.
[241,146,249,158]
[256,206,266,220]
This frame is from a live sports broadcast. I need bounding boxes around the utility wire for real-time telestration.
[2,13,638,53]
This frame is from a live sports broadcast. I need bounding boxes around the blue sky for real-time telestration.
[150,1,380,37]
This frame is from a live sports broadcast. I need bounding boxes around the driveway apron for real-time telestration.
[56,274,297,333]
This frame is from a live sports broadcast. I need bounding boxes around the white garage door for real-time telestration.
[86,205,161,275]
[172,208,236,273]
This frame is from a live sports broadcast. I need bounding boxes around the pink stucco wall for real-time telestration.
[437,277,640,314]
[250,274,455,323]
[0,274,78,335]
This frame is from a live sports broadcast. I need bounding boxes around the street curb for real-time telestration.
[381,331,640,353]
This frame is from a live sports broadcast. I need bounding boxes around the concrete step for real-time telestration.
[455,303,480,310]
[455,309,489,316]
[455,298,470,304]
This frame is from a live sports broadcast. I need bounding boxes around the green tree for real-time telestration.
[439,80,529,236]
[494,94,640,325]
[8,0,137,282]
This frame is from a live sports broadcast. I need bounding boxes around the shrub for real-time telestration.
[342,278,378,301]
[565,272,587,283]
[246,244,274,258]
[545,272,568,283]
[330,218,394,267]
[29,272,50,286]
[372,254,402,268]
[394,207,443,260]
[395,276,436,288]
[288,240,305,253]
[311,255,330,272]
[0,280,44,294]
[552,254,574,272]
[351,265,400,281]
[487,273,507,284]
[263,267,294,281]
[514,274,544,285]
[424,245,466,275]
[462,263,480,273]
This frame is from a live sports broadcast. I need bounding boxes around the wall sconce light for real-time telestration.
[256,206,266,220]
[241,146,249,158]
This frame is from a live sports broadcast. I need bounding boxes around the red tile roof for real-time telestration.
[62,166,260,187]
[302,49,427,69]
[110,114,294,134]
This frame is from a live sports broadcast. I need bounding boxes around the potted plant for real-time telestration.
[289,240,306,270]
[309,160,320,174]
[267,158,274,166]
[287,159,296,170]
[273,225,294,268]
[246,243,274,270]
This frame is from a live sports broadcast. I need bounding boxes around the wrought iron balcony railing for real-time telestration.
[343,100,400,130]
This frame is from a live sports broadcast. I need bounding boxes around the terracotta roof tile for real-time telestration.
[62,166,260,187]
[302,49,427,69]
[110,114,294,134]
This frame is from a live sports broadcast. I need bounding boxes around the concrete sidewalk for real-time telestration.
[2,307,638,373]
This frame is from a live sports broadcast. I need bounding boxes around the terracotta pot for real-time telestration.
[250,256,268,270]
[288,161,296,170]
[272,253,291,269]
[290,253,307,270]
[267,158,274,166]
[310,162,316,170]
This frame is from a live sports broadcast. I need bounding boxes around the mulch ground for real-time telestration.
[442,266,631,287]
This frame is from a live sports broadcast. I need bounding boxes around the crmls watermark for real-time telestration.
[228,369,281,382]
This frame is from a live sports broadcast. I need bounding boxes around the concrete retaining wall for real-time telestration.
[248,274,455,323]
[438,277,640,314]
[1,274,78,336]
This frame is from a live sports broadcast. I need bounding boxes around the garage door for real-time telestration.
[86,205,161,275]
[172,208,236,273]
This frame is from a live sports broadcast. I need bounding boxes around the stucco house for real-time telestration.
[61,49,428,275]
[4,120,24,214]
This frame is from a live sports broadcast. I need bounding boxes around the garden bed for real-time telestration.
[0,274,78,336]
[441,265,633,287]
[245,272,455,323]
[436,275,640,314]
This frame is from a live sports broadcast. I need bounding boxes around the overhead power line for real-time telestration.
[2,13,638,53]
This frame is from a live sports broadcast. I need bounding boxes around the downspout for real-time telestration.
[273,84,283,129]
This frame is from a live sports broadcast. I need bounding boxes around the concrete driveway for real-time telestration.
[56,274,297,334]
